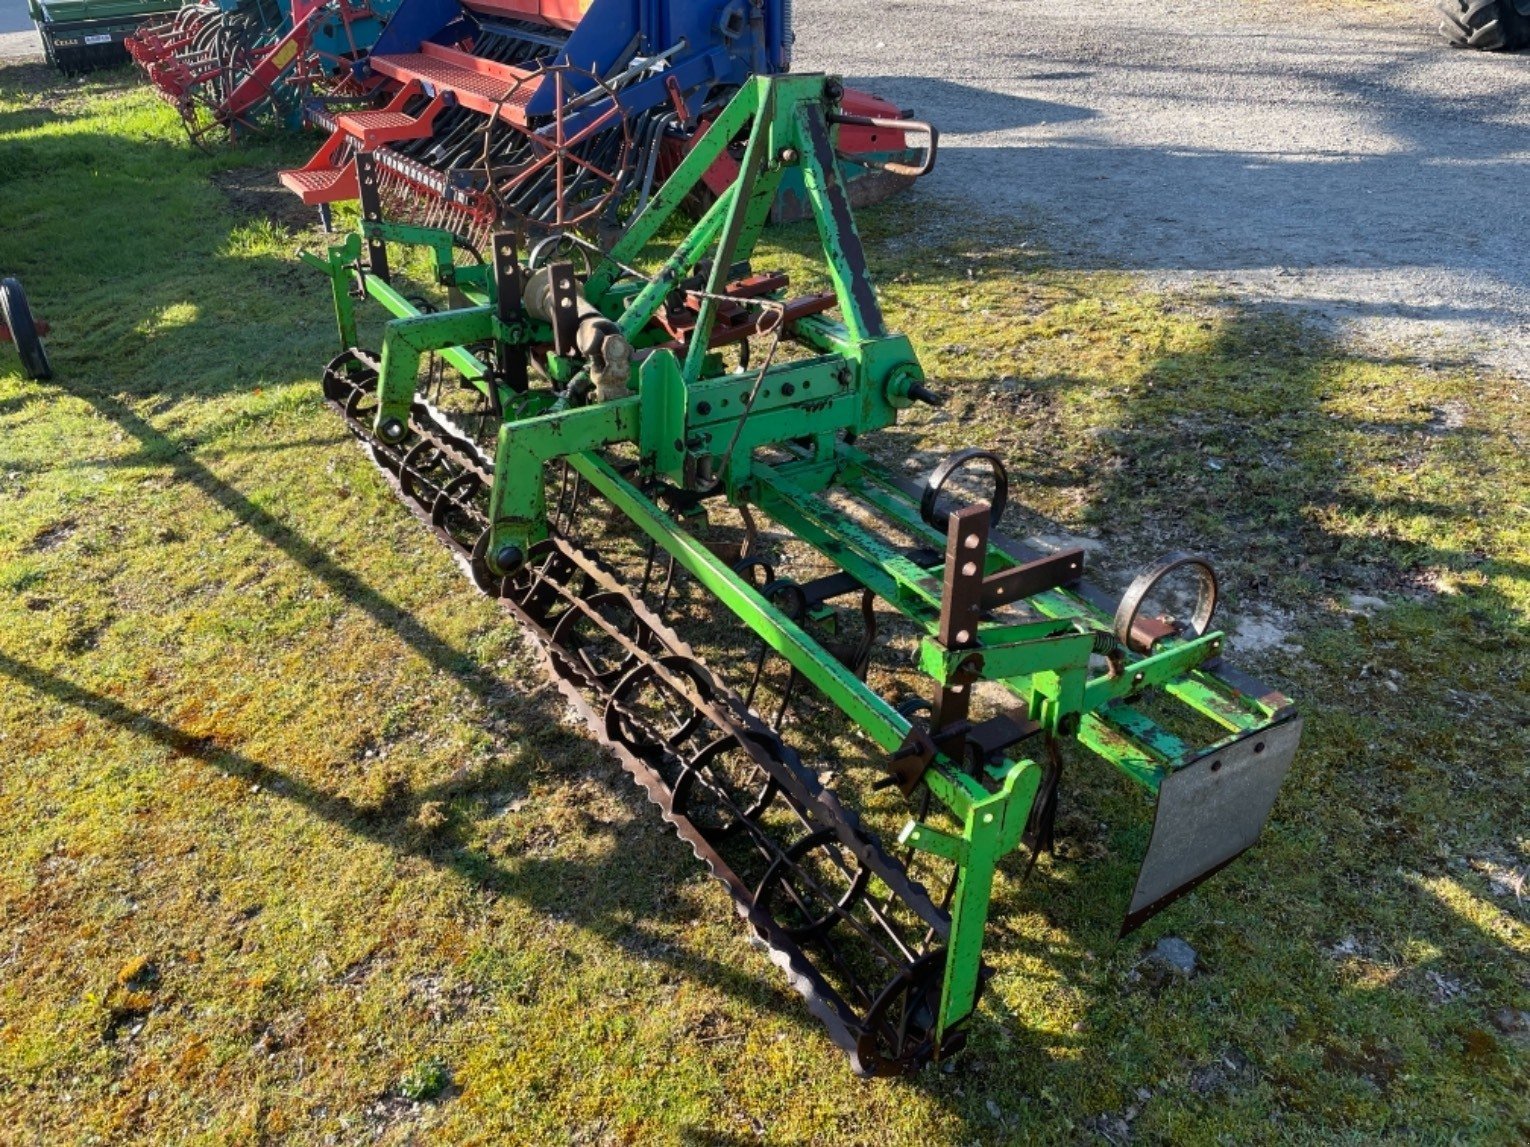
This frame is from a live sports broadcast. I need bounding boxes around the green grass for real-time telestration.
[1,62,1526,1144]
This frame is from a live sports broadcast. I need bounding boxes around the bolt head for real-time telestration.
[491,545,524,576]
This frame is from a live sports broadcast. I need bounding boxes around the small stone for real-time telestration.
[1489,1007,1529,1035]
[1347,593,1389,615]
[1087,1113,1132,1144]
[985,1099,1002,1119]
[1147,936,1198,978]
[1189,1063,1226,1095]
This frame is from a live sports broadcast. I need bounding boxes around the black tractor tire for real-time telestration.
[1,278,53,382]
[1439,0,1530,50]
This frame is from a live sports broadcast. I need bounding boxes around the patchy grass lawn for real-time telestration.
[1,63,1526,1145]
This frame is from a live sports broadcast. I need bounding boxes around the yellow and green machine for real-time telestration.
[298,73,1302,1074]
[26,0,181,73]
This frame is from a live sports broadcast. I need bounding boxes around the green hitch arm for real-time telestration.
[298,233,363,352]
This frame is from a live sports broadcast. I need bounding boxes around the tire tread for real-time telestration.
[1438,0,1530,50]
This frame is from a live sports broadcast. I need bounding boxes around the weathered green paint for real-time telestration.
[1102,705,1192,766]
[1081,631,1225,712]
[682,85,781,381]
[592,81,763,297]
[487,400,639,554]
[301,73,1302,1052]
[299,235,362,353]
[753,468,946,611]
[1167,672,1269,730]
[1077,712,1168,792]
[375,306,493,433]
[915,759,1040,1033]
[797,105,886,343]
[637,350,688,480]
[917,627,1095,685]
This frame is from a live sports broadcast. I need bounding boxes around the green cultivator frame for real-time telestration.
[301,72,1302,1073]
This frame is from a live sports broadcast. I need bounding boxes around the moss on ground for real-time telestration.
[0,64,1525,1144]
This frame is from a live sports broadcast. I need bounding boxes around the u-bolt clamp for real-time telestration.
[827,113,940,178]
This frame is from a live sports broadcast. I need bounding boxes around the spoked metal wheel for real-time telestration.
[853,951,950,1076]
[478,62,633,232]
[178,17,273,148]
[604,655,717,752]
[672,732,780,838]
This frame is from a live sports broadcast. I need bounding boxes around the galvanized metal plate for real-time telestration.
[1122,715,1302,935]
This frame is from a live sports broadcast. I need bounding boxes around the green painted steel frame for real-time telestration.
[302,71,1299,1050]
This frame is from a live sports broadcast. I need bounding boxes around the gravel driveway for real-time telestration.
[0,0,40,63]
[796,0,1530,379]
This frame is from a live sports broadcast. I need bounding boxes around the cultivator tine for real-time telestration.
[1021,737,1064,880]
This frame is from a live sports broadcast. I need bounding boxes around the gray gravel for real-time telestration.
[795,0,1530,379]
[0,0,41,62]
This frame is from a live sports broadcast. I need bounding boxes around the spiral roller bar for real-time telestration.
[320,348,973,1074]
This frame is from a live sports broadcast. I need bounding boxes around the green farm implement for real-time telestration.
[27,0,181,74]
[298,73,1302,1073]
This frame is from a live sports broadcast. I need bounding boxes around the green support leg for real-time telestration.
[373,306,495,440]
[484,398,641,569]
[299,233,362,352]
[901,759,1041,1037]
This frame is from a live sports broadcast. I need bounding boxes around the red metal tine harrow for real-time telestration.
[130,0,396,146]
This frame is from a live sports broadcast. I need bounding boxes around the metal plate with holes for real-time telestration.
[1121,715,1303,935]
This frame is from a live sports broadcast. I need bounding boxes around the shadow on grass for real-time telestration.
[0,641,802,1022]
[0,354,850,1037]
[842,296,1525,1125]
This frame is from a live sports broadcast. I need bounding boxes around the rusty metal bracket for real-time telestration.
[883,727,938,796]
[547,260,581,358]
[981,547,1085,609]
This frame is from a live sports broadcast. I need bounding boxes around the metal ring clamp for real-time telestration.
[919,448,1009,531]
[1112,552,1219,655]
